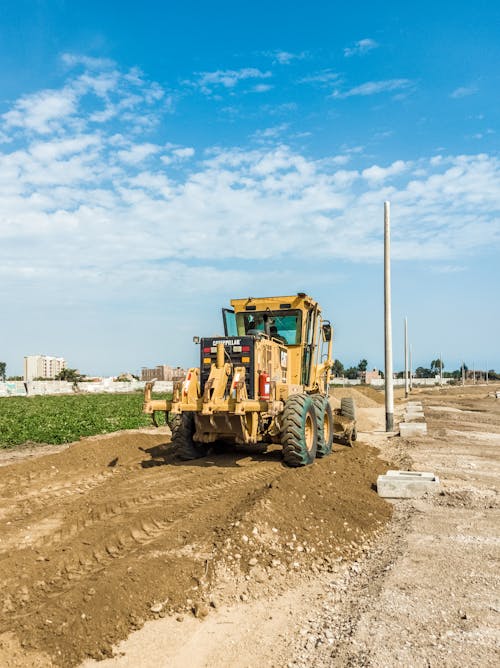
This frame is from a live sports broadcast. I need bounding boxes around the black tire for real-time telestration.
[171,413,206,460]
[281,394,318,467]
[311,394,334,458]
[340,397,356,420]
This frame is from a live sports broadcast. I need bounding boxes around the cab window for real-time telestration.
[235,310,302,345]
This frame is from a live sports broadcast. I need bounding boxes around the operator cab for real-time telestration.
[223,308,301,345]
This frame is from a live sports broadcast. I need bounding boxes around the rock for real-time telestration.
[194,602,210,619]
[249,557,258,566]
[150,603,163,613]
[250,565,267,583]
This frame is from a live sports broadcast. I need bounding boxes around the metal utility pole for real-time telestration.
[384,201,394,431]
[404,317,409,398]
[439,351,443,386]
[409,344,413,391]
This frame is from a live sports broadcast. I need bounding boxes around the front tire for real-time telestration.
[311,394,334,457]
[281,394,318,467]
[171,413,206,460]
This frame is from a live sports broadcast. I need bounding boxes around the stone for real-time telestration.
[193,602,209,618]
[377,470,440,498]
[399,422,427,437]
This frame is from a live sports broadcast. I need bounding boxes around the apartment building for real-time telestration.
[24,355,66,381]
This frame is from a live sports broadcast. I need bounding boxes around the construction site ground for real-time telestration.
[0,383,498,667]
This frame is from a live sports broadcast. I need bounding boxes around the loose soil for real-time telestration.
[0,392,390,667]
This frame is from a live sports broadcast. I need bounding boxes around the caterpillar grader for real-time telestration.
[143,293,356,467]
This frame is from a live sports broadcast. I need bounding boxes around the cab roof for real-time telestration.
[230,293,320,314]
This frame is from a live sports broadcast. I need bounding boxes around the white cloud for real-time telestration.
[1,54,166,139]
[252,84,273,93]
[1,64,499,317]
[253,124,290,141]
[362,160,409,182]
[2,88,78,134]
[331,79,414,99]
[344,38,379,57]
[264,50,308,65]
[160,146,196,164]
[299,70,341,85]
[172,147,195,159]
[450,86,477,99]
[116,143,160,164]
[190,68,272,95]
[61,53,116,70]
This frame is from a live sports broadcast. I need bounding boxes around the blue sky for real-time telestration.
[1,1,499,376]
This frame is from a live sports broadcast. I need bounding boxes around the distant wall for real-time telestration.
[330,377,453,388]
[0,380,173,397]
[330,378,362,386]
[370,378,453,387]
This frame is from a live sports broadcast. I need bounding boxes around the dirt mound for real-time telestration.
[331,386,384,408]
[0,429,390,667]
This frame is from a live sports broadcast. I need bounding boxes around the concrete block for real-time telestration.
[405,411,425,421]
[385,470,436,479]
[407,402,423,408]
[377,470,440,498]
[399,422,427,437]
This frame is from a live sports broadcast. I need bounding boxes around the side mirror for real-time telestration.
[321,323,332,342]
[192,336,200,344]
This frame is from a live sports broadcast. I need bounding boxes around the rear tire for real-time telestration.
[340,397,357,446]
[171,413,206,460]
[340,397,356,420]
[311,394,334,458]
[281,394,318,467]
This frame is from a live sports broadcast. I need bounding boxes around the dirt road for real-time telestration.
[0,390,390,667]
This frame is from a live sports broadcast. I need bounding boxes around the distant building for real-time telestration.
[24,355,66,381]
[141,365,186,382]
[360,368,382,384]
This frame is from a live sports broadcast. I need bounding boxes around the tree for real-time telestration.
[55,368,84,382]
[357,359,368,372]
[332,359,344,377]
[415,366,433,378]
[0,362,6,381]
[345,367,359,380]
[430,359,444,374]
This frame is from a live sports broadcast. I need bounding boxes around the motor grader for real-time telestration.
[143,293,356,467]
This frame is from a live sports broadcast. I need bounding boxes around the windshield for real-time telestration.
[235,310,302,345]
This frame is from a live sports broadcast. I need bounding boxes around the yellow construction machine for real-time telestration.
[143,293,356,467]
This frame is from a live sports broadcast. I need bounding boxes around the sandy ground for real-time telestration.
[1,384,499,667]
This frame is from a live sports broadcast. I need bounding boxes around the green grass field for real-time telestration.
[0,392,169,448]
